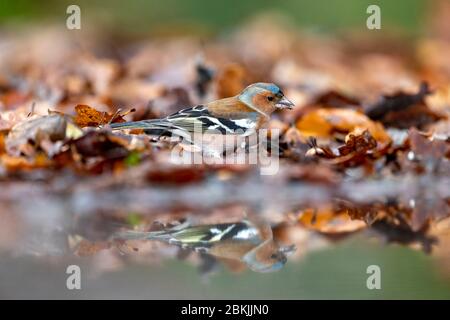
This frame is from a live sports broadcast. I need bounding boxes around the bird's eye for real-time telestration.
[267,96,274,101]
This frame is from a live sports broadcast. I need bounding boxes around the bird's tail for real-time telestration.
[113,229,166,241]
[113,220,191,241]
[110,119,180,138]
[110,119,161,130]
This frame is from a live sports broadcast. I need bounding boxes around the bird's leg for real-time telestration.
[177,247,192,260]
[168,143,184,158]
[222,144,238,157]
[244,136,251,153]
[198,253,219,275]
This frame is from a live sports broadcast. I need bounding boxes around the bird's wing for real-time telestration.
[168,220,262,249]
[167,105,257,135]
[111,105,257,136]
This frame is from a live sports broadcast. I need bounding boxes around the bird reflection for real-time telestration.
[113,216,295,273]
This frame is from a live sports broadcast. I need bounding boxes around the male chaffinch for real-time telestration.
[114,217,295,273]
[110,83,294,156]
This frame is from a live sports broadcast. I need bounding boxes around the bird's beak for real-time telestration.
[276,96,295,109]
[279,244,296,255]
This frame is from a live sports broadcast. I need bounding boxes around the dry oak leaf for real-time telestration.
[73,104,128,128]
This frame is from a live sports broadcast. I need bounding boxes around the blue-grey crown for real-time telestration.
[253,83,282,95]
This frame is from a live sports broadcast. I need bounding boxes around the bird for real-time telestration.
[110,83,294,157]
[113,217,296,273]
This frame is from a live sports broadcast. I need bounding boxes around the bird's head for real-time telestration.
[242,241,296,273]
[238,83,294,117]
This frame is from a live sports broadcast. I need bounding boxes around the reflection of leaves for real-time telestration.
[292,199,440,253]
[297,206,366,234]
[371,212,437,254]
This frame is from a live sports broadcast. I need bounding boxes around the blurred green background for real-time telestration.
[0,0,428,36]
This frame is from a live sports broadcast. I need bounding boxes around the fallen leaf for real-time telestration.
[6,114,67,157]
[296,108,391,146]
[366,82,445,129]
[216,63,249,98]
[297,206,366,234]
[73,104,128,128]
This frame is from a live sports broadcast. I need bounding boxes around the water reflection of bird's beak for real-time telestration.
[279,244,296,255]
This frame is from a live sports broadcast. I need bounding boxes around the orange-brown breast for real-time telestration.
[208,241,257,259]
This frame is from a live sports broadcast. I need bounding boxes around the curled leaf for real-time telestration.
[6,114,67,157]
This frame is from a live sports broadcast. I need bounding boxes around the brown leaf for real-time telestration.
[72,130,130,158]
[313,91,361,109]
[73,104,127,128]
[408,128,449,160]
[146,165,207,185]
[366,82,445,129]
[216,63,249,98]
[296,108,391,146]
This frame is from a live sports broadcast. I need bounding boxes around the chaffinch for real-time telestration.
[114,217,295,273]
[110,83,294,156]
